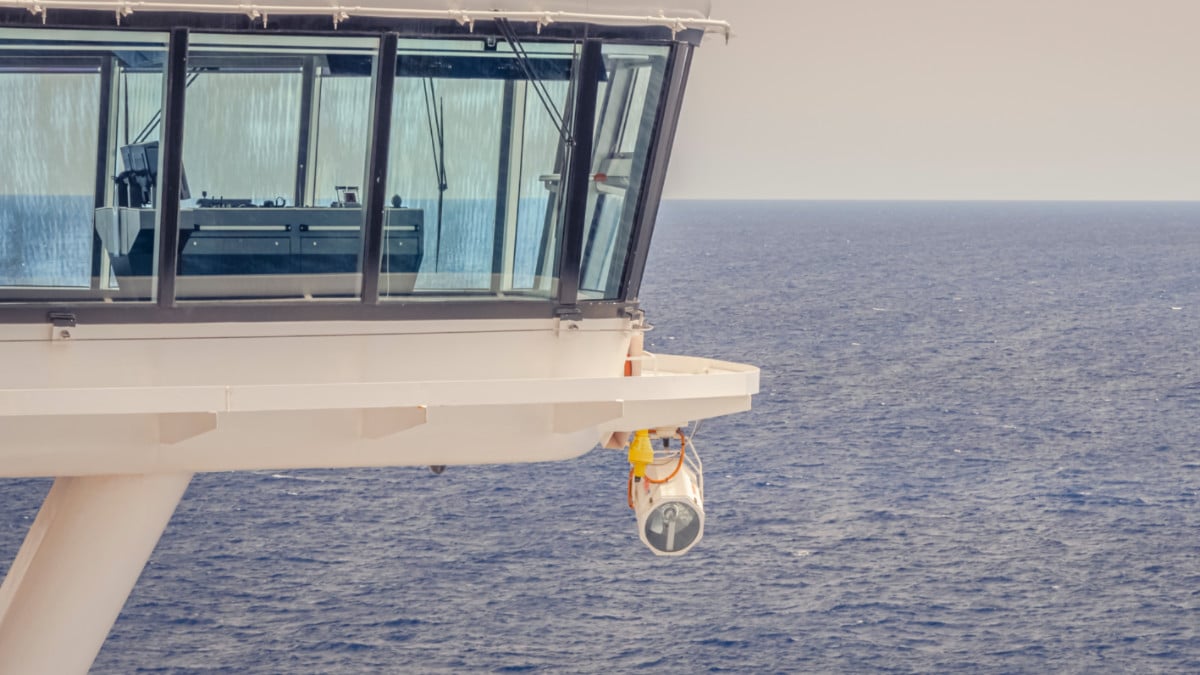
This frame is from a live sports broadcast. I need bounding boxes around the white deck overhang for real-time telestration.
[0,319,758,476]
[0,353,754,419]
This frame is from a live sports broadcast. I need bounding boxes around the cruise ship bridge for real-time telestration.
[0,2,756,672]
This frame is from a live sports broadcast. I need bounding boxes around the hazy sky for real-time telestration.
[664,0,1200,200]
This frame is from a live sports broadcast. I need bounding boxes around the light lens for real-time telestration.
[643,500,701,553]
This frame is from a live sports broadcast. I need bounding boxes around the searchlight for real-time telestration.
[627,429,705,556]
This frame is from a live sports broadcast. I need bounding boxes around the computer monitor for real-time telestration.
[118,141,191,207]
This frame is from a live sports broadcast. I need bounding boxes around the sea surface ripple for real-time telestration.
[2,201,1199,673]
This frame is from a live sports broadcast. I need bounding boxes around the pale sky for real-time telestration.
[664,0,1200,200]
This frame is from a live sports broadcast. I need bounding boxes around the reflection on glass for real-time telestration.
[0,31,664,307]
[314,77,372,207]
[174,35,377,301]
[380,41,577,298]
[182,73,300,204]
[579,44,669,300]
[387,76,502,292]
[0,73,96,288]
[0,28,168,301]
[512,79,570,292]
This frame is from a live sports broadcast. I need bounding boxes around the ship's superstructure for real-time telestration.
[0,2,755,671]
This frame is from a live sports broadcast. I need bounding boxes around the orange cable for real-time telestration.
[644,430,688,485]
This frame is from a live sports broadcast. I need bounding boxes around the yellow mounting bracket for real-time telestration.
[627,429,654,479]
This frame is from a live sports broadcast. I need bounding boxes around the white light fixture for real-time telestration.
[628,431,704,556]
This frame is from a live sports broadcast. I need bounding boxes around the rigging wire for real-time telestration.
[131,71,200,145]
[422,77,448,271]
[494,17,571,144]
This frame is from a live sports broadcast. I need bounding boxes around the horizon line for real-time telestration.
[660,197,1200,203]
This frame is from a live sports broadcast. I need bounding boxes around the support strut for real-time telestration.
[0,472,193,674]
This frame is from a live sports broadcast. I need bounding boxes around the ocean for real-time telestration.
[2,200,1200,673]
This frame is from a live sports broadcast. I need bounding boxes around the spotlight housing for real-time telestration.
[629,432,704,556]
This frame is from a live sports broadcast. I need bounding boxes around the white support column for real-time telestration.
[0,472,193,674]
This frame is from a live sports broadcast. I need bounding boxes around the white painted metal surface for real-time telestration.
[0,318,758,476]
[0,4,741,668]
[0,473,192,674]
[0,315,756,672]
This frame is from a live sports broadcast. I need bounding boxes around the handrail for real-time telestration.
[5,1,732,40]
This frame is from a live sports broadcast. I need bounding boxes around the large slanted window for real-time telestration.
[0,28,168,302]
[579,44,670,300]
[173,34,379,300]
[379,39,579,299]
[0,25,679,314]
[166,35,581,302]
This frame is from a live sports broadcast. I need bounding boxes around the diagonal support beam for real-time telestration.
[0,473,192,674]
[553,400,625,433]
[360,406,427,439]
[158,412,218,445]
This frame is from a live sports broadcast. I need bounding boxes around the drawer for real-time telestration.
[185,236,290,255]
[300,237,360,255]
[385,236,421,254]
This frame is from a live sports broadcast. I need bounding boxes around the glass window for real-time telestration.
[0,31,666,308]
[511,76,571,293]
[579,44,670,300]
[0,28,168,302]
[379,40,578,299]
[174,34,378,301]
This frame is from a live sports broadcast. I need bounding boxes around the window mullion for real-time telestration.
[554,38,602,313]
[155,27,189,309]
[360,32,398,305]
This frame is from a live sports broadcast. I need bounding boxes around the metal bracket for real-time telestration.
[554,305,583,336]
[48,312,77,342]
[48,312,76,327]
[554,305,583,321]
[159,412,218,444]
[553,400,624,433]
[621,305,651,331]
[360,406,427,439]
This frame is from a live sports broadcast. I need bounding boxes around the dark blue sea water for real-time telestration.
[3,200,1200,673]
